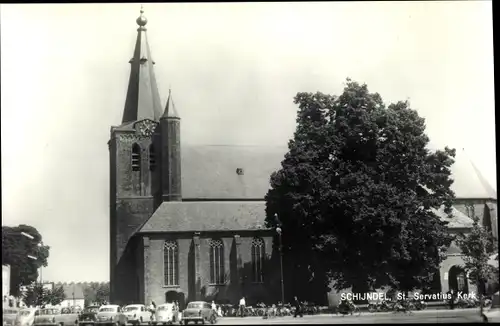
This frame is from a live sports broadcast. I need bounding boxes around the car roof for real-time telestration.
[188,301,207,304]
[100,305,119,308]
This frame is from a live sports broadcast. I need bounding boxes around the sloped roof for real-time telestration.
[139,201,268,233]
[177,145,496,200]
[431,205,474,229]
[448,148,497,199]
[180,145,286,199]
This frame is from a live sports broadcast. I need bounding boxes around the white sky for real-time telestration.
[1,2,495,282]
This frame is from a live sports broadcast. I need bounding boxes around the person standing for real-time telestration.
[238,297,246,318]
[149,301,156,321]
[293,296,303,318]
[447,289,455,310]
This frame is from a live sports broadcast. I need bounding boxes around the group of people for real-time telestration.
[235,296,304,318]
[210,301,223,317]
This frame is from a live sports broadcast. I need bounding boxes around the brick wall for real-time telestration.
[141,231,279,307]
[110,131,158,303]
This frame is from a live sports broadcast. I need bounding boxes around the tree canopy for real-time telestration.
[83,282,110,306]
[2,224,50,296]
[265,79,455,295]
[456,215,499,295]
[22,284,65,308]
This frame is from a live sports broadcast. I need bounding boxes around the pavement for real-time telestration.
[215,308,485,324]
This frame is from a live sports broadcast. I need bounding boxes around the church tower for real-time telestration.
[108,7,181,303]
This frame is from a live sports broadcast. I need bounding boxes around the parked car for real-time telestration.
[483,292,500,323]
[14,308,38,326]
[122,305,151,325]
[3,308,20,326]
[33,307,79,326]
[181,302,216,325]
[95,305,127,326]
[153,304,175,325]
[78,306,102,326]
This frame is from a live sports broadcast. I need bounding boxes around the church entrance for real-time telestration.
[448,265,469,293]
[165,291,186,310]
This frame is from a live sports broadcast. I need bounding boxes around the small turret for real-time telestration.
[160,89,182,201]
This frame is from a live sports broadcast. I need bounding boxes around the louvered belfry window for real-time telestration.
[149,144,156,171]
[251,238,265,283]
[209,239,225,284]
[164,241,179,286]
[132,143,141,172]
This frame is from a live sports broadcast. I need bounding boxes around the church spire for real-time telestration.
[162,88,180,119]
[121,6,163,124]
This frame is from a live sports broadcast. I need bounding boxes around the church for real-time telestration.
[109,9,497,307]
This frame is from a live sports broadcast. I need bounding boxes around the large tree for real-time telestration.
[265,79,455,297]
[22,284,66,308]
[2,224,50,296]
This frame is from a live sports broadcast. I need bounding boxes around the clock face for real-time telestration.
[135,119,157,137]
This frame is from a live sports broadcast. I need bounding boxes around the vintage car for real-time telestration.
[3,307,19,326]
[122,305,151,325]
[181,302,216,325]
[14,308,38,326]
[95,305,127,326]
[78,306,101,326]
[483,291,500,323]
[153,304,175,325]
[33,307,79,326]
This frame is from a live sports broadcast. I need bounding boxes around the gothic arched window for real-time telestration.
[164,241,179,286]
[132,143,141,172]
[209,239,225,285]
[149,144,156,171]
[251,237,265,283]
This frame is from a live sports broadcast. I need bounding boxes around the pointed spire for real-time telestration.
[462,148,497,199]
[162,88,180,119]
[121,5,163,123]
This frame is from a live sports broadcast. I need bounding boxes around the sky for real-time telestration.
[1,2,495,282]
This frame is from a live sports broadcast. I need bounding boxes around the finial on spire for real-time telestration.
[136,4,148,27]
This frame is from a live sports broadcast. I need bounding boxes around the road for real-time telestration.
[216,309,485,324]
